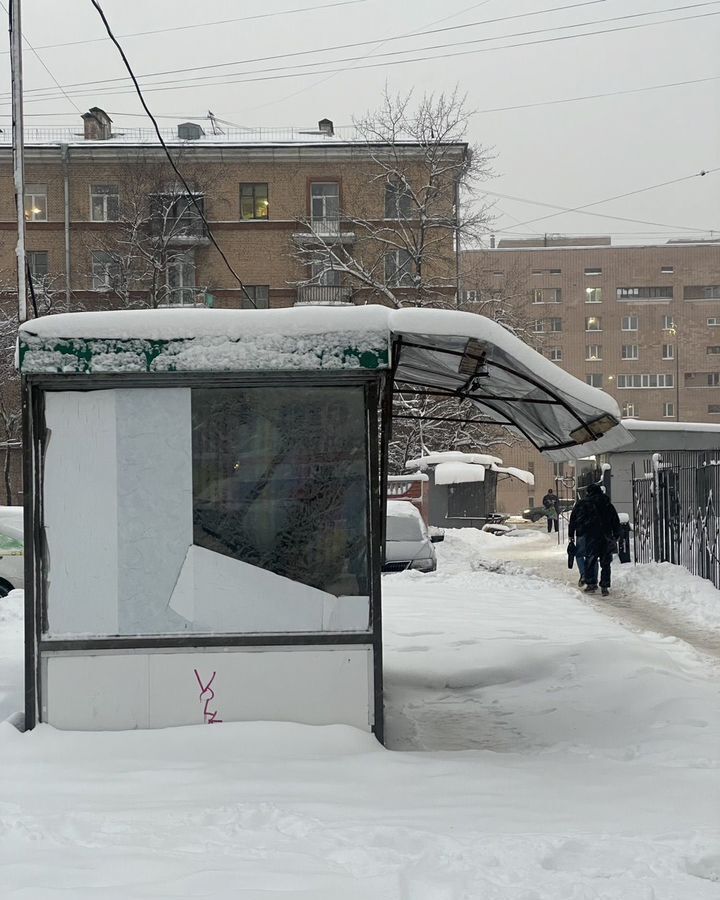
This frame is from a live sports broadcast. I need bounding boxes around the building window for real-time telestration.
[584,267,602,276]
[310,181,340,232]
[527,496,535,507]
[531,287,561,304]
[384,249,415,287]
[24,183,47,221]
[617,286,673,300]
[585,287,602,304]
[622,316,638,331]
[662,344,674,360]
[709,404,720,414]
[663,402,675,418]
[621,345,639,360]
[662,315,675,331]
[622,402,637,417]
[527,461,535,474]
[549,268,561,275]
[91,251,121,291]
[90,184,119,222]
[242,285,270,309]
[684,285,720,300]
[384,178,413,219]
[660,265,674,274]
[707,346,720,355]
[532,319,544,333]
[585,345,602,360]
[240,183,269,220]
[27,250,49,282]
[549,347,562,361]
[165,252,196,306]
[708,317,720,326]
[553,462,564,477]
[586,374,603,388]
[617,374,674,389]
[709,373,720,386]
[585,316,601,331]
[548,318,562,332]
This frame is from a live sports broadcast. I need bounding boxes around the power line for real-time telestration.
[485,168,720,234]
[88,0,258,309]
[0,0,612,99]
[0,1,369,55]
[7,0,720,102]
[0,0,82,113]
[472,73,720,114]
[239,0,501,114]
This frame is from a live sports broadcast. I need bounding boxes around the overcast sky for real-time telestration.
[2,0,719,244]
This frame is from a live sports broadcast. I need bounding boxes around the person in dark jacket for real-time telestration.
[542,488,560,533]
[568,483,621,596]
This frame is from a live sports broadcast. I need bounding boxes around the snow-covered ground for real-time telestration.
[1,533,720,898]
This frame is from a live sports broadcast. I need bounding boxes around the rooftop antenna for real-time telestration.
[9,0,27,322]
[207,110,224,135]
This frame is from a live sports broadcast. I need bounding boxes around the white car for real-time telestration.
[383,500,442,573]
[0,506,23,596]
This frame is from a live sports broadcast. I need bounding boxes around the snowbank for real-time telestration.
[614,561,720,630]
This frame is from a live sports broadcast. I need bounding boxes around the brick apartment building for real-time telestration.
[0,107,465,502]
[0,108,463,312]
[463,236,720,515]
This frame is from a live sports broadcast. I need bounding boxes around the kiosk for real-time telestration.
[19,305,632,739]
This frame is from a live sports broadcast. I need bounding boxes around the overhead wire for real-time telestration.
[485,168,720,234]
[0,0,611,100]
[0,0,82,113]
[6,3,720,107]
[0,0,369,55]
[88,0,258,309]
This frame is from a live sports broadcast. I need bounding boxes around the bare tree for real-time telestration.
[292,87,492,308]
[81,154,217,308]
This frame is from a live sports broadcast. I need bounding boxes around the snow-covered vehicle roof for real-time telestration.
[17,305,633,461]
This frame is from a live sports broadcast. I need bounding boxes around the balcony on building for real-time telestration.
[148,193,210,246]
[293,215,356,246]
[294,284,354,306]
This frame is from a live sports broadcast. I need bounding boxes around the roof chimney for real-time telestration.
[318,118,334,137]
[490,234,496,249]
[82,107,113,141]
[178,122,205,141]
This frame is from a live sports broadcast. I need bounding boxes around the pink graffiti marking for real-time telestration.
[193,668,223,724]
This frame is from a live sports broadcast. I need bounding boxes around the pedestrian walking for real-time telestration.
[542,488,560,533]
[568,483,621,596]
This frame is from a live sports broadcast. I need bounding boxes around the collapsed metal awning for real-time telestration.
[387,308,633,461]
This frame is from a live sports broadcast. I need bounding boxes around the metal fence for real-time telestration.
[631,450,720,589]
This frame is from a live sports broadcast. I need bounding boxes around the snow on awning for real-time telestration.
[406,450,503,469]
[17,305,632,460]
[389,308,632,461]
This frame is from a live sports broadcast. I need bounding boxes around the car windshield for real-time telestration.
[386,514,424,542]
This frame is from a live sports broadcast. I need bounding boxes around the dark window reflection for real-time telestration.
[192,387,369,596]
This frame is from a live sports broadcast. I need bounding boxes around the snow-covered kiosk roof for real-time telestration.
[406,451,535,487]
[18,305,632,460]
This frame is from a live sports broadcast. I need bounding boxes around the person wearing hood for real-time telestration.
[568,483,621,596]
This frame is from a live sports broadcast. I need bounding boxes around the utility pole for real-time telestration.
[9,0,27,323]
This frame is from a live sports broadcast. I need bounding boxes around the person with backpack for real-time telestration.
[568,483,621,596]
[542,488,560,533]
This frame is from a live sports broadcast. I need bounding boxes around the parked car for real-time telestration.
[0,506,23,596]
[522,499,575,522]
[383,500,443,573]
